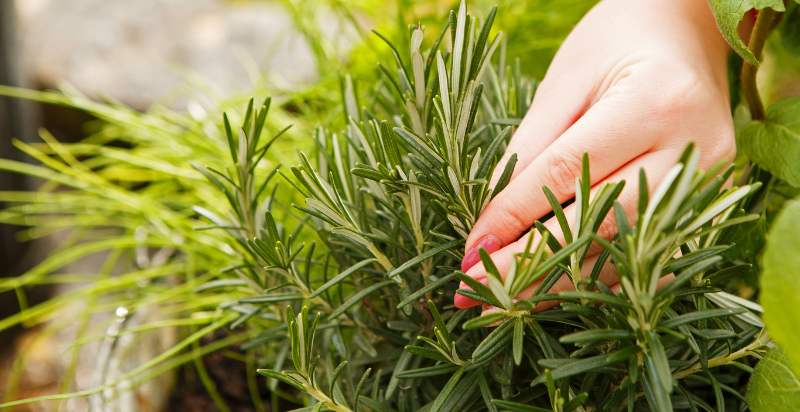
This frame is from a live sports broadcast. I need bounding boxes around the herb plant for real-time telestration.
[245,4,772,410]
[2,1,800,411]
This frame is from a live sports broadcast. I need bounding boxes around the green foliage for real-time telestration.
[0,86,298,409]
[761,197,800,377]
[782,2,800,55]
[238,3,769,410]
[708,0,786,65]
[738,97,800,187]
[747,348,800,411]
[3,1,800,410]
[0,1,595,410]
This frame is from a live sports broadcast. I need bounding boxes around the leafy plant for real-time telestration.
[708,1,800,409]
[0,87,303,410]
[243,3,771,410]
[0,1,592,410]
[2,0,800,411]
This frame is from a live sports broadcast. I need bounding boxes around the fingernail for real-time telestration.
[461,234,501,272]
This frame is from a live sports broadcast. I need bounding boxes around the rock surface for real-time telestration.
[16,0,351,109]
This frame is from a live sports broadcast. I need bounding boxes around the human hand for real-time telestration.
[455,0,735,310]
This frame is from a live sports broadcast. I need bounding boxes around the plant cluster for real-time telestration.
[2,1,800,411]
[232,4,771,410]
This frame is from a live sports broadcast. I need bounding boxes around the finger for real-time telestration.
[455,149,682,309]
[480,273,676,316]
[475,252,616,323]
[465,95,656,261]
[538,148,683,254]
[514,251,618,313]
[608,274,675,295]
[489,74,592,187]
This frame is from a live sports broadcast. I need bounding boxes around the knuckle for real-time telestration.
[500,199,534,231]
[489,195,533,233]
[543,150,583,197]
[651,73,704,118]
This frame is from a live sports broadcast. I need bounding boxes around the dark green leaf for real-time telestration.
[311,258,377,298]
[388,239,461,278]
[738,97,800,187]
[781,3,800,55]
[463,311,508,330]
[532,346,637,385]
[396,363,459,379]
[455,271,504,308]
[559,329,633,344]
[512,318,524,366]
[328,280,394,319]
[492,399,550,412]
[660,308,745,329]
[472,319,514,364]
[490,153,517,199]
[397,273,457,309]
[429,367,465,412]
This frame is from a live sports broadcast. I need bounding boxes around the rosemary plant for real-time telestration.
[221,3,766,411]
[4,1,798,411]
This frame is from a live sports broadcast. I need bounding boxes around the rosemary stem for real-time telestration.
[672,331,770,380]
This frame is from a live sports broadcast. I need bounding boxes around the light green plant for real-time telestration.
[2,0,800,411]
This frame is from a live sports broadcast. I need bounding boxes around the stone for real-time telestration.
[16,0,352,109]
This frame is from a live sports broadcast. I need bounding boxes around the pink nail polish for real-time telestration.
[461,234,501,272]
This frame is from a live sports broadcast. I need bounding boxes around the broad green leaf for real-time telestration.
[762,197,800,376]
[738,97,800,187]
[708,0,785,65]
[747,347,800,411]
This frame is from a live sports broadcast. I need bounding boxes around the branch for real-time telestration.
[740,9,779,120]
[672,330,770,380]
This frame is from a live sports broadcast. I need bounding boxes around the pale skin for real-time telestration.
[455,0,738,310]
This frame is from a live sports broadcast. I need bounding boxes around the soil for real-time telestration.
[167,332,280,412]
